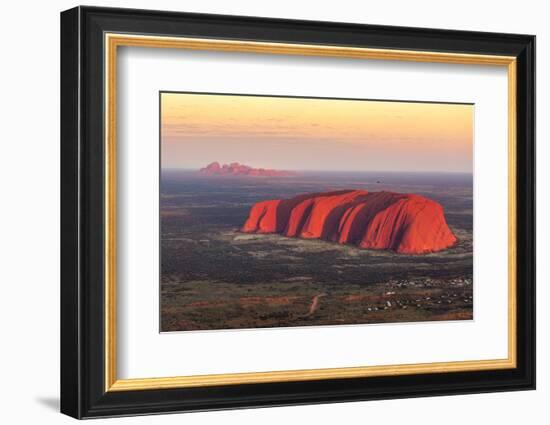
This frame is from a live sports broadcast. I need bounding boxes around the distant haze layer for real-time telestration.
[161,92,473,173]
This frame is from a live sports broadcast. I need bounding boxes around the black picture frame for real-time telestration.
[61,5,535,419]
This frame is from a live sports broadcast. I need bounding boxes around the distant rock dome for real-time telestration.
[199,162,295,177]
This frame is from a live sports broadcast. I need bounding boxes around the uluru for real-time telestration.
[199,162,295,177]
[241,190,457,254]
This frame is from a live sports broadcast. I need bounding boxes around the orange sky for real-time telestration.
[161,92,473,173]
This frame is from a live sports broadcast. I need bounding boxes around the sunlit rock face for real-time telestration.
[241,190,457,254]
[199,162,295,177]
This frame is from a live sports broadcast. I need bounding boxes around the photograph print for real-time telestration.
[160,92,473,332]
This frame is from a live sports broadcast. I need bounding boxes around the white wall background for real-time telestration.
[0,0,544,423]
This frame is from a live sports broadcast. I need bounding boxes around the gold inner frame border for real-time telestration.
[104,33,517,392]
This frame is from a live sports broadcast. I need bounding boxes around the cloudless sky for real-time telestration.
[161,92,473,173]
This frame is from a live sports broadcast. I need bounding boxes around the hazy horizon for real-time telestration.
[162,165,473,175]
[161,92,474,173]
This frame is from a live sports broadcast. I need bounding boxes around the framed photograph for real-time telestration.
[60,6,535,419]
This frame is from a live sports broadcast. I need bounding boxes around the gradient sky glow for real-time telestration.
[161,92,473,173]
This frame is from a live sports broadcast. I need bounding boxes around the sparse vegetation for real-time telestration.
[160,171,473,332]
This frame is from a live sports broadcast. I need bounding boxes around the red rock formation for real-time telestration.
[241,190,457,254]
[299,190,370,240]
[199,162,294,177]
[239,200,280,234]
